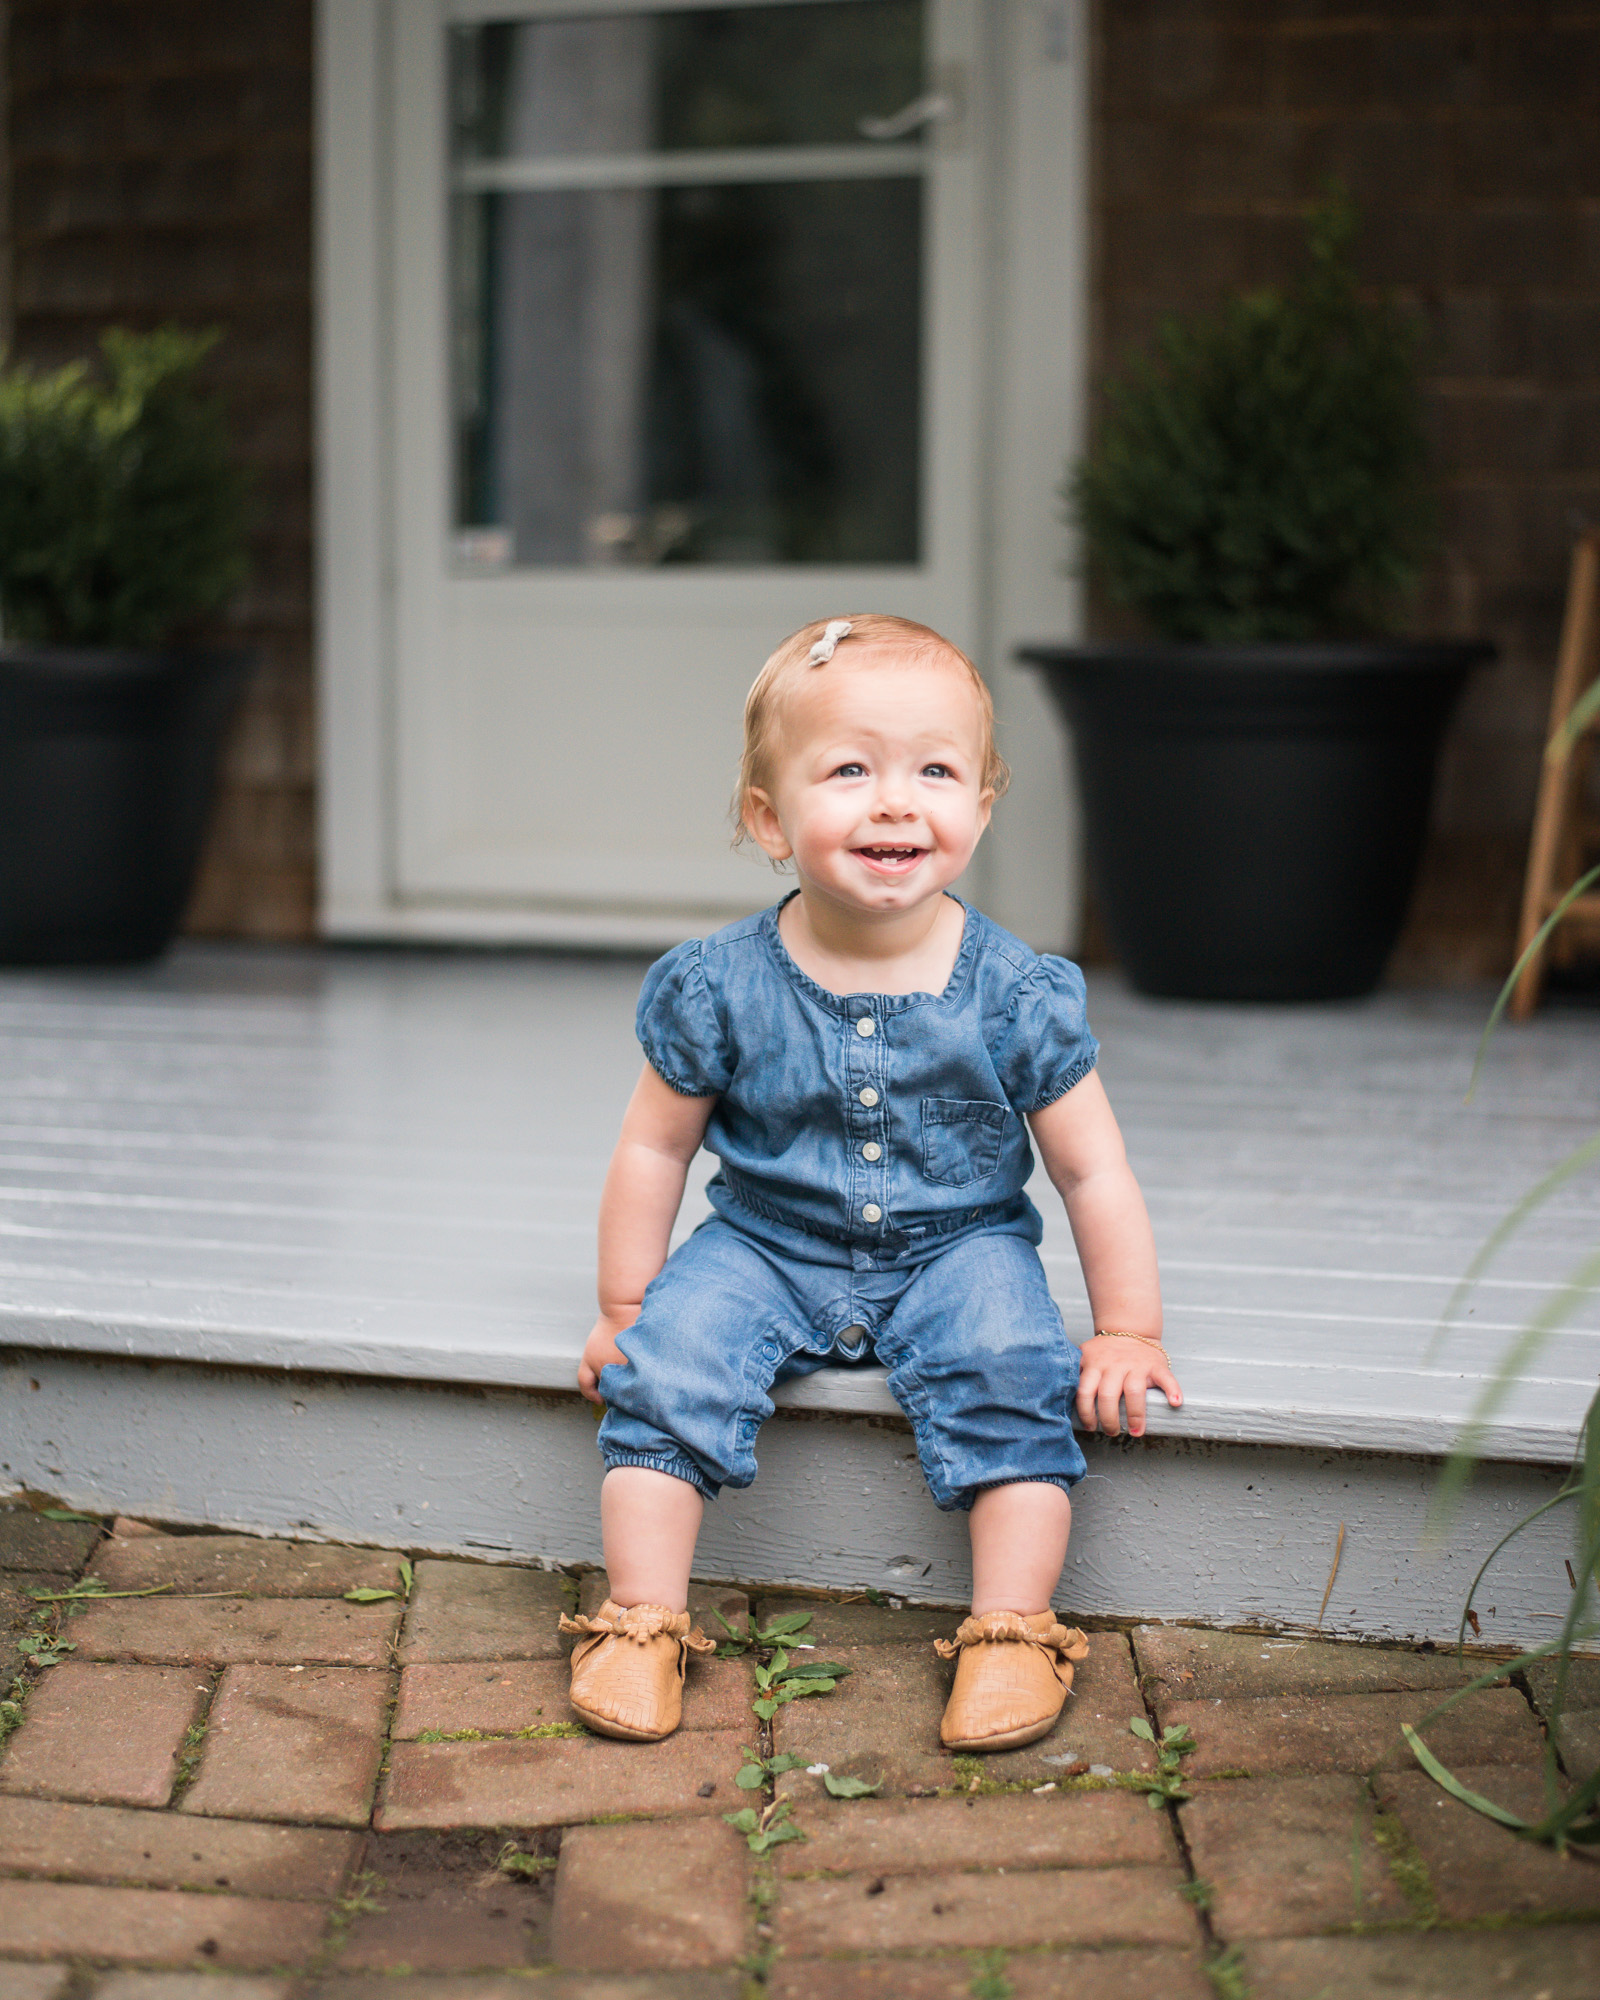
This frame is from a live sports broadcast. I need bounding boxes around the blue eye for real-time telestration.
[922,764,951,779]
[833,762,866,778]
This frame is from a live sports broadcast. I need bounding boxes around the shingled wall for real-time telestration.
[1092,3,1600,979]
[5,0,316,940]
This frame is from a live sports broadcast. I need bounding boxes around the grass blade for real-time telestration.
[1465,864,1600,1103]
[1549,677,1600,763]
[1449,1485,1582,1653]
[1428,1130,1600,1363]
[1401,1727,1528,1829]
[1429,1240,1600,1530]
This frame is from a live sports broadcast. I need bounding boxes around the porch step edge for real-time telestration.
[3,1312,1579,1468]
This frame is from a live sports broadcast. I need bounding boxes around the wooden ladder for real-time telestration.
[1510,529,1600,1019]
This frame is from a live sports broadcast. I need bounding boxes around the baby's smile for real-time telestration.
[853,842,927,874]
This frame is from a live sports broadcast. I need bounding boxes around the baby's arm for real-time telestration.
[578,1063,718,1403]
[1027,1070,1181,1438]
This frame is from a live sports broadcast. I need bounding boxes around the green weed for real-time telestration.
[822,1772,880,1798]
[495,1844,556,1878]
[0,1678,29,1747]
[1125,1717,1197,1806]
[751,1643,850,1721]
[713,1608,816,1656]
[737,1749,809,1791]
[724,1797,805,1855]
[1203,1945,1250,2000]
[969,1949,1013,1999]
[14,1634,76,1669]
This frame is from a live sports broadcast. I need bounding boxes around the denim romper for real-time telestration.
[596,894,1098,1511]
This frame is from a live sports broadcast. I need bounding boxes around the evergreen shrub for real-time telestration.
[1069,195,1433,643]
[0,326,251,648]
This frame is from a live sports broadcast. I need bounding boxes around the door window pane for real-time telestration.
[453,3,922,158]
[450,4,925,567]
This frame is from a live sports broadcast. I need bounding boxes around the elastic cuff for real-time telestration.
[1023,1053,1098,1114]
[601,1447,719,1501]
[949,1472,1081,1514]
[641,1054,718,1099]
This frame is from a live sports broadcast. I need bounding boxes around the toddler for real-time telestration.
[560,614,1180,1752]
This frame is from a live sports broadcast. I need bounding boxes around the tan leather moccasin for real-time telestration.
[559,1598,716,1742]
[935,1610,1090,1753]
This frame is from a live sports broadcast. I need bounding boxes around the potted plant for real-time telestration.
[1020,195,1493,1002]
[0,326,253,965]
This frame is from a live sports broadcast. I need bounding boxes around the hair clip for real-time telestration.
[807,619,853,664]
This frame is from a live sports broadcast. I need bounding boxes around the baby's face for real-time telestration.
[746,648,993,918]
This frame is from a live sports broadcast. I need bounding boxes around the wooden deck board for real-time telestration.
[2,944,1596,1466]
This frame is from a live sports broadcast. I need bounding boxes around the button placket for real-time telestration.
[846,1004,887,1233]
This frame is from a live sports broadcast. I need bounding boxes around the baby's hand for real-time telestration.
[1076,1335,1182,1439]
[578,1311,636,1404]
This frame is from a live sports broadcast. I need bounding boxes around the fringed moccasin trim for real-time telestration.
[559,1602,716,1652]
[934,1612,1089,1686]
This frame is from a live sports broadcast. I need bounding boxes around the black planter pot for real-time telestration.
[0,645,255,966]
[1018,639,1494,1002]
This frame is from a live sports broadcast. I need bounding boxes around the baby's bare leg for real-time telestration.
[968,1482,1071,1615]
[600,1466,704,1611]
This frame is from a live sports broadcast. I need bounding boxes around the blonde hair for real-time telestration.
[733,613,1010,845]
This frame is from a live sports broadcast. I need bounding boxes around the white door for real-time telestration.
[384,0,987,944]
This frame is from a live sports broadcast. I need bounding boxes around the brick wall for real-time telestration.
[6,0,316,940]
[1092,2,1600,981]
[6,4,1593,970]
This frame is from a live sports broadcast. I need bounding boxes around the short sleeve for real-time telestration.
[636,940,732,1097]
[991,955,1099,1113]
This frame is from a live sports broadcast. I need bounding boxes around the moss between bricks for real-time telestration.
[1458,1910,1600,1933]
[412,1722,588,1744]
[969,1949,1013,1999]
[1203,1944,1249,2000]
[166,1672,219,1808]
[374,1679,401,1787]
[1372,1807,1439,1926]
[941,1755,1143,1801]
[170,1719,207,1798]
[741,1864,779,1990]
[316,1866,389,1972]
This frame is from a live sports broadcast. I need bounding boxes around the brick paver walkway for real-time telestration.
[2,1505,1597,1999]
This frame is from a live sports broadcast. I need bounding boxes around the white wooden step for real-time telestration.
[1,943,1595,1647]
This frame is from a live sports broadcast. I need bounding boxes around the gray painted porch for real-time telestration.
[1,943,1594,1650]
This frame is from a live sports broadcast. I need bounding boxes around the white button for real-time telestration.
[855,1017,875,1036]
[862,1142,881,1161]
[858,1086,879,1106]
[862,1203,882,1223]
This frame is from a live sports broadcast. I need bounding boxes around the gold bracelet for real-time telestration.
[1094,1329,1167,1352]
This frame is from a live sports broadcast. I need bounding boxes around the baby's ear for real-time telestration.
[742,788,793,863]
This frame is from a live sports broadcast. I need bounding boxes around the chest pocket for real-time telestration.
[920,1097,1008,1187]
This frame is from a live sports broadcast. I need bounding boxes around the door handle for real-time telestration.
[857,92,955,142]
